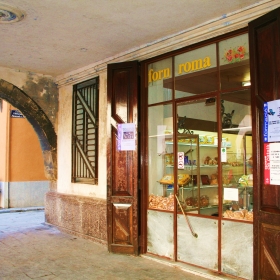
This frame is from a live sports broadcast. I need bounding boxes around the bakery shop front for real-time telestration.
[107,8,280,280]
[142,30,253,279]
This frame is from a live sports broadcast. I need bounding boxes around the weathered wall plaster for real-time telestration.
[0,66,58,132]
[0,79,57,181]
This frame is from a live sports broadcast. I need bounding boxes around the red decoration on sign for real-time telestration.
[264,143,270,185]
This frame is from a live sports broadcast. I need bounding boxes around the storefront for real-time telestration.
[141,30,253,279]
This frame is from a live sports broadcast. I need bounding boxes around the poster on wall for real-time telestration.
[264,100,280,142]
[117,123,136,151]
[264,142,280,185]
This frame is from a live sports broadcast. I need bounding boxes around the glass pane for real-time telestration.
[148,58,173,105]
[221,90,253,222]
[148,104,174,211]
[174,44,217,98]
[219,34,250,90]
[176,99,218,216]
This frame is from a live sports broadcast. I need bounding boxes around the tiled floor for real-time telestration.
[0,210,226,279]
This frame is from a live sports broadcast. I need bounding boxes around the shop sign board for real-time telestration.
[264,142,280,185]
[117,123,136,151]
[148,56,211,83]
[263,100,280,142]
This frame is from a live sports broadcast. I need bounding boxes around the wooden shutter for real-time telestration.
[72,78,99,183]
[107,61,139,255]
[249,7,280,279]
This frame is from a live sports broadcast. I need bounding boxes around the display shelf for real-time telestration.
[164,184,218,190]
[165,141,219,148]
[152,131,253,218]
[165,164,218,170]
[149,133,173,138]
[222,126,252,132]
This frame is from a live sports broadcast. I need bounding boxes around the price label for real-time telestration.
[178,152,184,169]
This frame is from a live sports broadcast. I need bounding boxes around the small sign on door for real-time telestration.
[117,123,136,151]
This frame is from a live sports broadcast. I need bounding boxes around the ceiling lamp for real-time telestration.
[0,3,25,23]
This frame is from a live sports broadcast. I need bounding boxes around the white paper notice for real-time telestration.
[264,100,280,142]
[224,188,239,201]
[117,123,136,151]
[264,142,280,185]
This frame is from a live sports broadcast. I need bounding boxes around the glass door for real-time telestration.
[176,98,219,270]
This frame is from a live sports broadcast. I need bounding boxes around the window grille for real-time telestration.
[72,78,99,184]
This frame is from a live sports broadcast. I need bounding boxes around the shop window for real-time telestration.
[72,77,99,184]
[219,34,250,90]
[175,44,217,98]
[221,89,253,221]
[148,58,173,104]
[146,33,253,220]
[145,31,253,274]
[148,104,174,209]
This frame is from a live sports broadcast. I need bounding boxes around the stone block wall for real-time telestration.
[45,192,107,245]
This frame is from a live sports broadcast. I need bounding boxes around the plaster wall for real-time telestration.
[0,101,9,182]
[0,67,29,90]
[57,71,107,199]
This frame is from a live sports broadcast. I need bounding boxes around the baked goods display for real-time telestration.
[178,174,191,185]
[153,133,253,222]
[149,194,174,211]
[185,195,209,208]
[159,174,174,184]
[186,196,197,207]
[223,209,253,221]
[159,174,191,185]
[239,174,253,186]
[178,175,210,186]
[204,156,218,165]
[210,173,218,185]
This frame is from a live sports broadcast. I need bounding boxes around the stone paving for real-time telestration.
[0,210,226,280]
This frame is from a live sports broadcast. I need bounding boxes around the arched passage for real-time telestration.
[0,79,57,181]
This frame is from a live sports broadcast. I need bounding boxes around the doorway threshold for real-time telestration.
[141,254,239,280]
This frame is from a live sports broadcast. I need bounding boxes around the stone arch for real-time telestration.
[0,79,57,181]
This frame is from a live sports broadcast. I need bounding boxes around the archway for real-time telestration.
[0,79,57,181]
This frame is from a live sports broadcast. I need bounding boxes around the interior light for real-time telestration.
[242,81,251,87]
